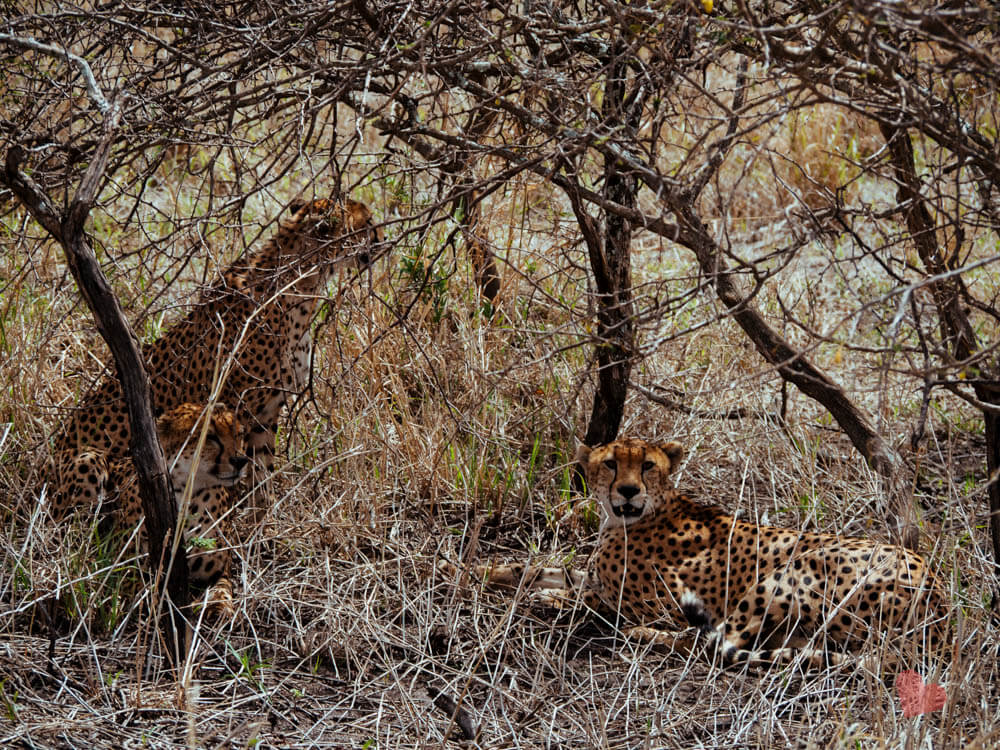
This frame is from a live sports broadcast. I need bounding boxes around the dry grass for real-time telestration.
[2,119,999,750]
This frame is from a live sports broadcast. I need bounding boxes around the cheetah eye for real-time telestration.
[603,459,617,471]
[641,460,655,472]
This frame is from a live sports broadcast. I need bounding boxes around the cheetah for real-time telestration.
[445,438,950,669]
[69,403,249,615]
[48,197,382,519]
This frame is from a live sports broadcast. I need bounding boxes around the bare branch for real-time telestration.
[0,32,112,114]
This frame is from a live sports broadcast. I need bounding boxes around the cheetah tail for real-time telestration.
[680,591,840,668]
[680,590,713,633]
[677,591,769,664]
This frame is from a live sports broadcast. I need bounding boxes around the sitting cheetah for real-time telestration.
[49,198,382,518]
[446,438,950,668]
[66,403,249,616]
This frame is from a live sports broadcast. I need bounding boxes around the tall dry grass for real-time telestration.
[1,97,998,750]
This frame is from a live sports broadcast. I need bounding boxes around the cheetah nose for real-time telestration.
[231,454,250,474]
[617,484,640,500]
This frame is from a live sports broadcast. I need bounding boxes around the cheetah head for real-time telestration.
[576,438,684,528]
[157,403,250,491]
[287,198,385,268]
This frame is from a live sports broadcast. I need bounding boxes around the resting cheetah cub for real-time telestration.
[445,438,950,668]
[62,403,248,616]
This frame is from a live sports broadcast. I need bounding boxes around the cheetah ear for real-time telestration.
[155,412,173,437]
[660,441,684,472]
[288,199,307,215]
[575,443,593,465]
[343,200,370,231]
[213,410,237,438]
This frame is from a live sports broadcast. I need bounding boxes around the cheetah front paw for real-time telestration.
[435,558,516,587]
[436,558,469,585]
[197,580,235,620]
[626,626,700,655]
[530,587,582,610]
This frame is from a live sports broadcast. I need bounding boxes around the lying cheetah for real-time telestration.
[67,403,249,615]
[446,438,950,668]
[49,198,382,518]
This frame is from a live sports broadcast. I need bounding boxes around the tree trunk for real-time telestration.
[443,93,502,306]
[4,125,190,662]
[580,45,639,448]
[881,123,1000,587]
[452,190,501,305]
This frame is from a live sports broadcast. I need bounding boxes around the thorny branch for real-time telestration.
[3,1,1000,568]
[0,33,111,114]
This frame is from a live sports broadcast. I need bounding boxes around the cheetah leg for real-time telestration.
[184,487,236,618]
[117,480,236,620]
[709,562,948,670]
[244,422,277,522]
[626,626,703,656]
[52,450,110,519]
[623,579,710,653]
[438,559,609,614]
[201,578,234,619]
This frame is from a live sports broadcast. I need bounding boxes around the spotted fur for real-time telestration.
[49,198,382,518]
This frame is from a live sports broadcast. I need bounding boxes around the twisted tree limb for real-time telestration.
[881,122,1000,588]
[619,62,923,549]
[667,199,920,547]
